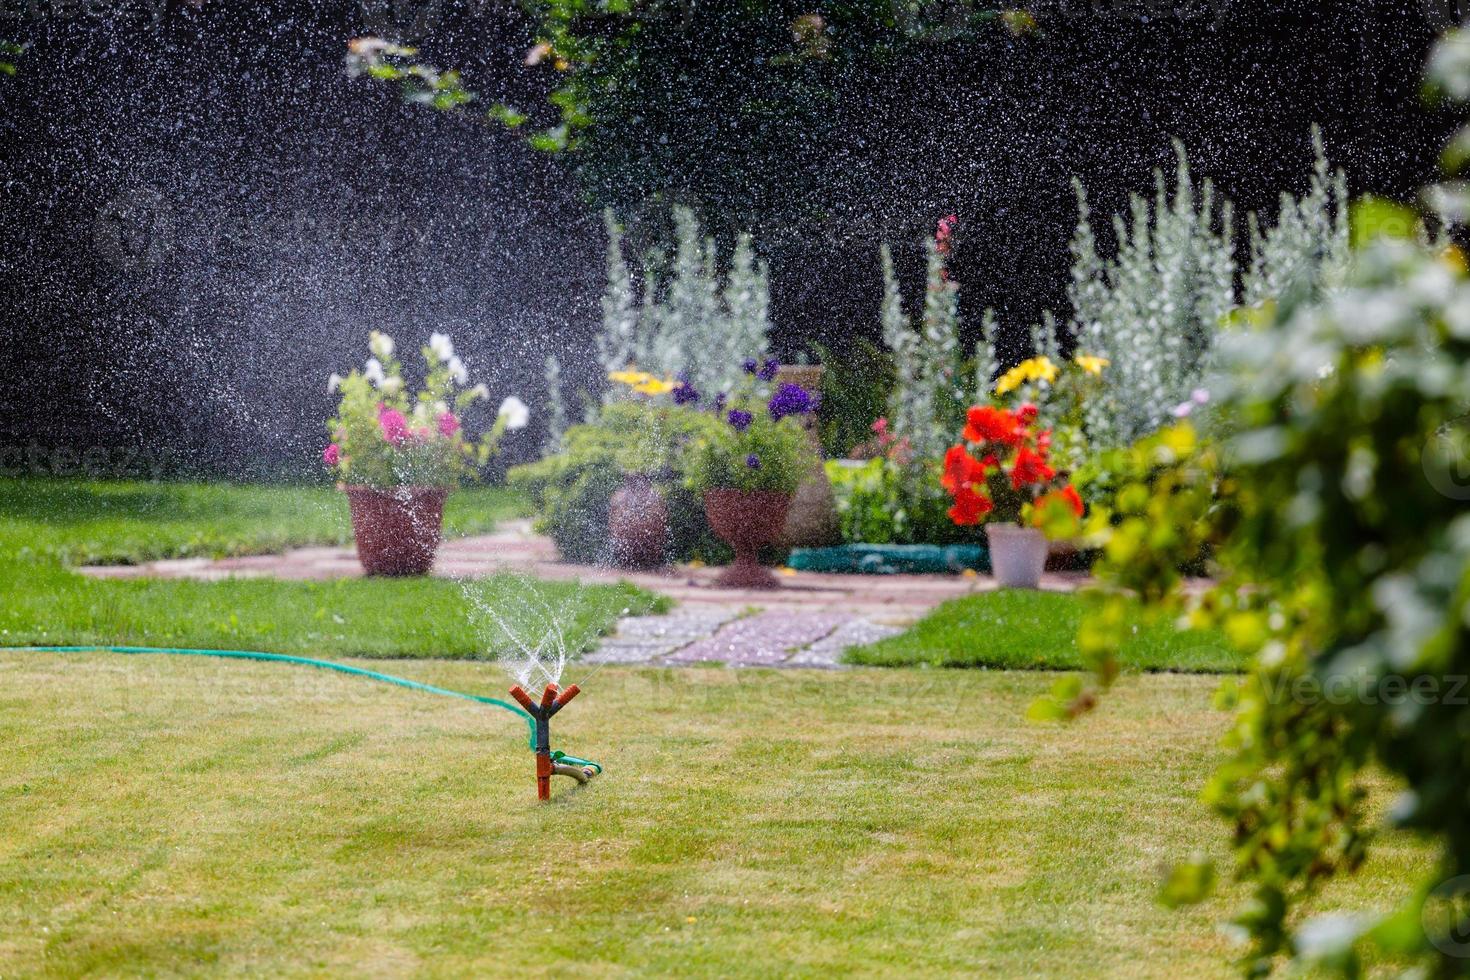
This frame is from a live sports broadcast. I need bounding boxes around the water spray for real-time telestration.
[507,682,599,801]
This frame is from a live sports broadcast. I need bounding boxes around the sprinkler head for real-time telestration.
[509,683,586,801]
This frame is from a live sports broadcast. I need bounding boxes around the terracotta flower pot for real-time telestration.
[703,489,793,590]
[607,473,669,568]
[343,485,449,577]
[985,524,1048,589]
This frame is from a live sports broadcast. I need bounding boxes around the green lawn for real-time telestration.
[846,590,1239,672]
[0,478,525,565]
[0,478,665,659]
[0,654,1429,976]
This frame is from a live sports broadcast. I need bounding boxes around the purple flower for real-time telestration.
[727,409,754,432]
[713,392,727,412]
[672,380,700,405]
[757,358,779,382]
[767,382,813,421]
[745,453,761,469]
[742,358,758,375]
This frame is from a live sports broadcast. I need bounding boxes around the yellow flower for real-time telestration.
[994,356,1059,396]
[609,366,676,396]
[632,378,675,396]
[1074,354,1110,376]
[608,368,654,386]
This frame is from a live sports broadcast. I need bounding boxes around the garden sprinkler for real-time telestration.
[508,682,597,801]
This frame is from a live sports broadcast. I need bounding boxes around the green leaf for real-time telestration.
[1158,859,1216,908]
[1349,196,1419,247]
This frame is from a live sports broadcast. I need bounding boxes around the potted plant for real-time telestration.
[684,359,818,588]
[323,329,528,576]
[940,403,1084,588]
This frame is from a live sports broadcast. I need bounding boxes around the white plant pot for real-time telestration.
[985,524,1048,589]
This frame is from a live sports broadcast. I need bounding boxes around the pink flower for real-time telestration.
[378,406,410,446]
[322,444,340,467]
[437,411,460,437]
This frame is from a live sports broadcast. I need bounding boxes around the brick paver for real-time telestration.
[80,519,1089,668]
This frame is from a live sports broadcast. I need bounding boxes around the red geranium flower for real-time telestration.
[1010,447,1056,489]
[1035,484,1085,519]
[941,444,988,493]
[947,485,993,526]
[963,405,1023,446]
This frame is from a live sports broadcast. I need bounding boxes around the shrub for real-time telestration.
[810,339,894,459]
[507,402,722,564]
[827,458,976,546]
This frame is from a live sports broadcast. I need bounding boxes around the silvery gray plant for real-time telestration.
[969,133,1348,453]
[880,239,962,469]
[1068,140,1236,450]
[595,206,771,403]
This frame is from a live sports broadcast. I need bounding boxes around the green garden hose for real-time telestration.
[2,646,599,772]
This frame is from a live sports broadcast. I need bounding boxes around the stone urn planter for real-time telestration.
[703,489,793,589]
[343,485,449,577]
[607,473,669,568]
[985,524,1048,589]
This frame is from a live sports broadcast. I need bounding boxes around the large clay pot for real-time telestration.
[703,489,793,589]
[343,485,449,576]
[985,524,1048,589]
[607,473,669,568]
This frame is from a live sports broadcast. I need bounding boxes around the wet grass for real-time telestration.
[0,478,666,659]
[845,590,1240,672]
[0,656,1430,976]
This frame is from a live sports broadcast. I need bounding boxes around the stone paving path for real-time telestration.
[82,519,1088,668]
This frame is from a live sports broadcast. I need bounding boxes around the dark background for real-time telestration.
[0,0,1458,476]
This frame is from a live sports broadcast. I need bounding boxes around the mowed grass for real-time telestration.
[0,478,665,659]
[0,478,526,566]
[0,655,1431,977]
[846,590,1240,672]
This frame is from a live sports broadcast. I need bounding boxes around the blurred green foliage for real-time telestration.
[508,401,725,564]
[1037,192,1470,974]
[810,340,894,459]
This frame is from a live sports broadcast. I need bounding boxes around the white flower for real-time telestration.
[327,373,344,394]
[428,332,454,362]
[498,395,530,431]
[369,330,395,360]
[380,376,403,396]
[447,355,468,385]
[432,400,448,416]
[363,358,386,387]
[469,383,490,402]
